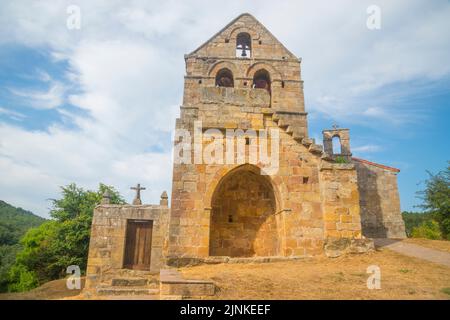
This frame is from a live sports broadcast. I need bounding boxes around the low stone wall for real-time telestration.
[85,204,170,291]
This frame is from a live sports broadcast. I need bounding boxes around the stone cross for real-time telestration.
[332,122,339,130]
[131,183,146,205]
[101,190,111,205]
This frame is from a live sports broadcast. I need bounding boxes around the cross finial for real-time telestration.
[101,190,111,205]
[131,183,146,205]
[332,122,339,130]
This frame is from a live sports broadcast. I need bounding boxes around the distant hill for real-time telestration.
[0,200,46,246]
[0,200,46,291]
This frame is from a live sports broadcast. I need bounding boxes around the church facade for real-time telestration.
[85,13,405,291]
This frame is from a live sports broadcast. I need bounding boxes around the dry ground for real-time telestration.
[402,238,450,253]
[1,239,449,300]
[179,248,450,300]
[0,278,85,300]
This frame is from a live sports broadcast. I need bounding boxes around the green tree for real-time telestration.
[411,220,442,240]
[8,183,124,292]
[402,211,433,237]
[417,162,450,239]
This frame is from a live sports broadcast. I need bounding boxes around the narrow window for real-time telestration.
[236,32,251,58]
[215,68,234,87]
[303,177,309,184]
[228,215,233,223]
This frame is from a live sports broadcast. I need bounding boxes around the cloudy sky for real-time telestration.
[0,0,449,218]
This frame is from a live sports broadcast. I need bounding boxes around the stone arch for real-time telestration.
[252,69,271,92]
[236,32,252,58]
[208,164,281,257]
[215,68,234,87]
[208,60,240,78]
[225,26,261,42]
[246,62,282,82]
[332,135,342,155]
[205,164,285,212]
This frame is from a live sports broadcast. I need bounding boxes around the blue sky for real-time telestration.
[0,0,449,217]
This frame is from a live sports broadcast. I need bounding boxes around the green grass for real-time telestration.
[441,287,450,296]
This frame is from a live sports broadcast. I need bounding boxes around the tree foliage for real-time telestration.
[411,220,442,240]
[402,211,433,237]
[7,183,124,292]
[0,201,45,292]
[417,162,450,239]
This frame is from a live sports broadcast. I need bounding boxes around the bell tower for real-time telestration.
[166,13,362,262]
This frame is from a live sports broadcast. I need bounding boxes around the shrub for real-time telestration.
[411,220,442,240]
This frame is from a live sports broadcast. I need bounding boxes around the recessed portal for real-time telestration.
[209,165,279,257]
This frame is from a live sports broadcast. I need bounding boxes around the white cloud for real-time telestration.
[0,0,449,216]
[9,83,65,110]
[352,144,383,153]
[0,107,26,121]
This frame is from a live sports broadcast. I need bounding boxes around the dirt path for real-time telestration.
[374,238,450,268]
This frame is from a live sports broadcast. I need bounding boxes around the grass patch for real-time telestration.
[441,287,450,296]
[399,269,411,274]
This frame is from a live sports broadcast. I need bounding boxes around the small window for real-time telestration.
[215,68,234,87]
[228,215,233,223]
[303,177,309,184]
[236,33,251,58]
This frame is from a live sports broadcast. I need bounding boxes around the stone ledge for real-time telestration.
[160,269,215,298]
[95,204,166,209]
[166,255,306,267]
[324,238,375,258]
[320,162,355,171]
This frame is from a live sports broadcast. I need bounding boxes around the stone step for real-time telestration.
[160,269,215,298]
[277,120,289,129]
[301,138,314,146]
[97,286,160,296]
[286,125,294,134]
[111,278,149,287]
[309,143,324,154]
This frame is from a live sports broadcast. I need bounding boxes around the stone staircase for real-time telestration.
[94,268,215,299]
[268,109,333,160]
[96,270,160,298]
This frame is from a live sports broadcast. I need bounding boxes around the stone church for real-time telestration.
[85,13,406,293]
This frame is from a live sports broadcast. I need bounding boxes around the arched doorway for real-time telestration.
[209,165,280,257]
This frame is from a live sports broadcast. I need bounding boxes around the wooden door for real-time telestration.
[124,220,153,270]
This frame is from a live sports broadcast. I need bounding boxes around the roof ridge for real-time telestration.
[352,157,400,173]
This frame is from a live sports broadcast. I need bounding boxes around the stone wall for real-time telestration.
[85,204,170,290]
[319,162,362,239]
[353,158,406,238]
